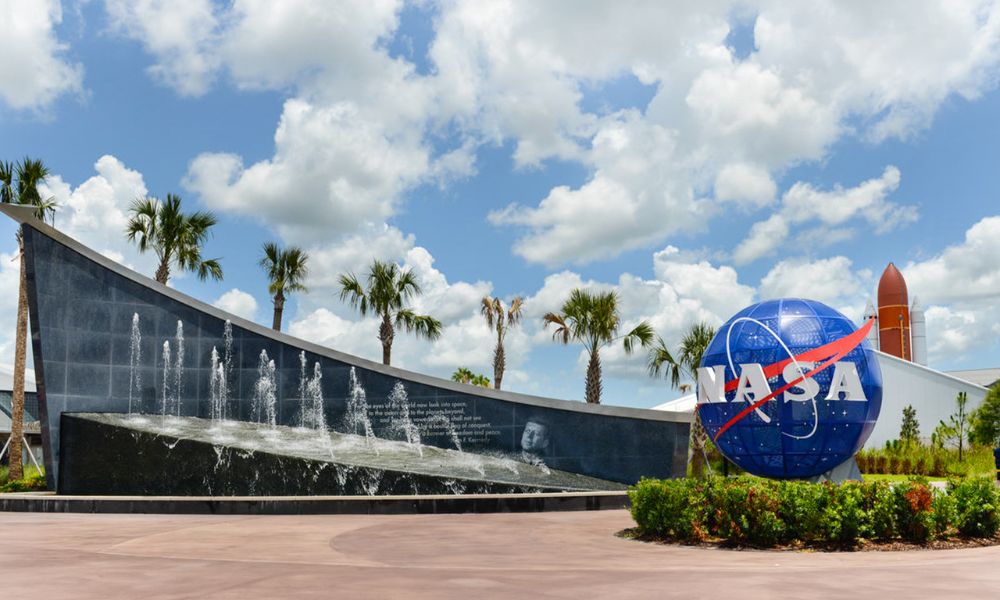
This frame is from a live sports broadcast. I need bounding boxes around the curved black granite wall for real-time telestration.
[3,205,690,493]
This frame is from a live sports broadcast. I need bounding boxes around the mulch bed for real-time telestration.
[617,527,1000,552]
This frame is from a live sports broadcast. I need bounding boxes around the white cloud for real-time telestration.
[714,163,777,207]
[759,256,864,305]
[732,214,788,266]
[905,216,1000,304]
[490,113,707,266]
[733,166,914,264]
[39,155,156,274]
[104,0,219,96]
[185,99,431,242]
[213,288,259,322]
[0,0,83,110]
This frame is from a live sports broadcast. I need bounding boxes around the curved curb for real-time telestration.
[0,490,630,515]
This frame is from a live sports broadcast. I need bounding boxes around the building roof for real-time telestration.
[0,363,36,393]
[946,368,1000,389]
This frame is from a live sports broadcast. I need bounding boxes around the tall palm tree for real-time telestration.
[125,193,223,284]
[259,242,309,331]
[543,288,654,404]
[648,321,717,477]
[481,295,524,390]
[2,158,58,481]
[338,259,442,366]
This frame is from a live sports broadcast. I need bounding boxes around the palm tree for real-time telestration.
[481,295,524,390]
[338,259,442,365]
[543,288,654,404]
[648,321,717,477]
[259,242,309,331]
[125,193,223,284]
[2,157,58,481]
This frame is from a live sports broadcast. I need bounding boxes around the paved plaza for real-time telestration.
[2,509,999,599]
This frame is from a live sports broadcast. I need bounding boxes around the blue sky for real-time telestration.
[2,1,1000,408]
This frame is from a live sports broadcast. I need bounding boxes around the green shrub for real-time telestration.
[0,473,46,493]
[949,477,1000,537]
[629,478,706,540]
[629,475,996,548]
[931,488,956,538]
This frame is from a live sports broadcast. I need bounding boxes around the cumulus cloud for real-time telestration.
[714,163,777,207]
[213,288,259,322]
[733,166,914,264]
[185,99,431,241]
[104,0,219,96]
[103,1,1000,269]
[39,155,156,274]
[759,256,865,305]
[0,0,83,111]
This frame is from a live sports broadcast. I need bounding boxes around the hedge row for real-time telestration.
[629,476,1000,547]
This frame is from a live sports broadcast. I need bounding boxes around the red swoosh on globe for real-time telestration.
[709,317,875,442]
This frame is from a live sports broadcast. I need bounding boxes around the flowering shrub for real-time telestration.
[629,476,1000,547]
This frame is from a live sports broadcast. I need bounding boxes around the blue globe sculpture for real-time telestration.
[697,298,882,479]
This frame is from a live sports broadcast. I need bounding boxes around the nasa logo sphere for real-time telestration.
[697,298,882,479]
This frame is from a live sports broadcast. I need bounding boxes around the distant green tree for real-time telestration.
[900,404,920,446]
[451,367,490,388]
[971,386,1000,447]
[933,391,971,461]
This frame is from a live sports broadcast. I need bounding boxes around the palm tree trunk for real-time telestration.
[379,313,394,365]
[585,348,602,404]
[9,234,28,480]
[272,292,285,331]
[155,259,170,284]
[690,410,707,478]
[493,338,505,390]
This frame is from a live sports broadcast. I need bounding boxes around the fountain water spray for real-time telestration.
[344,367,374,441]
[252,350,277,427]
[128,313,141,414]
[209,347,227,421]
[161,341,171,416]
[303,362,328,432]
[387,382,421,453]
[174,321,184,416]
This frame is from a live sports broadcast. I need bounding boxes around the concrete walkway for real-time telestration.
[2,509,998,599]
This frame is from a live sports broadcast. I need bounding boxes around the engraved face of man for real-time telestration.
[520,419,549,453]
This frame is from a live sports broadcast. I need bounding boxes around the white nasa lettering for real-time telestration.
[825,362,867,401]
[696,361,868,404]
[696,365,727,404]
[781,361,819,402]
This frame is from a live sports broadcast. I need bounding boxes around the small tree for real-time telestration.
[899,404,920,446]
[933,391,971,461]
[451,367,490,388]
[971,386,1000,447]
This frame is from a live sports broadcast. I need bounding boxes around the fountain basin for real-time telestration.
[59,413,626,496]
